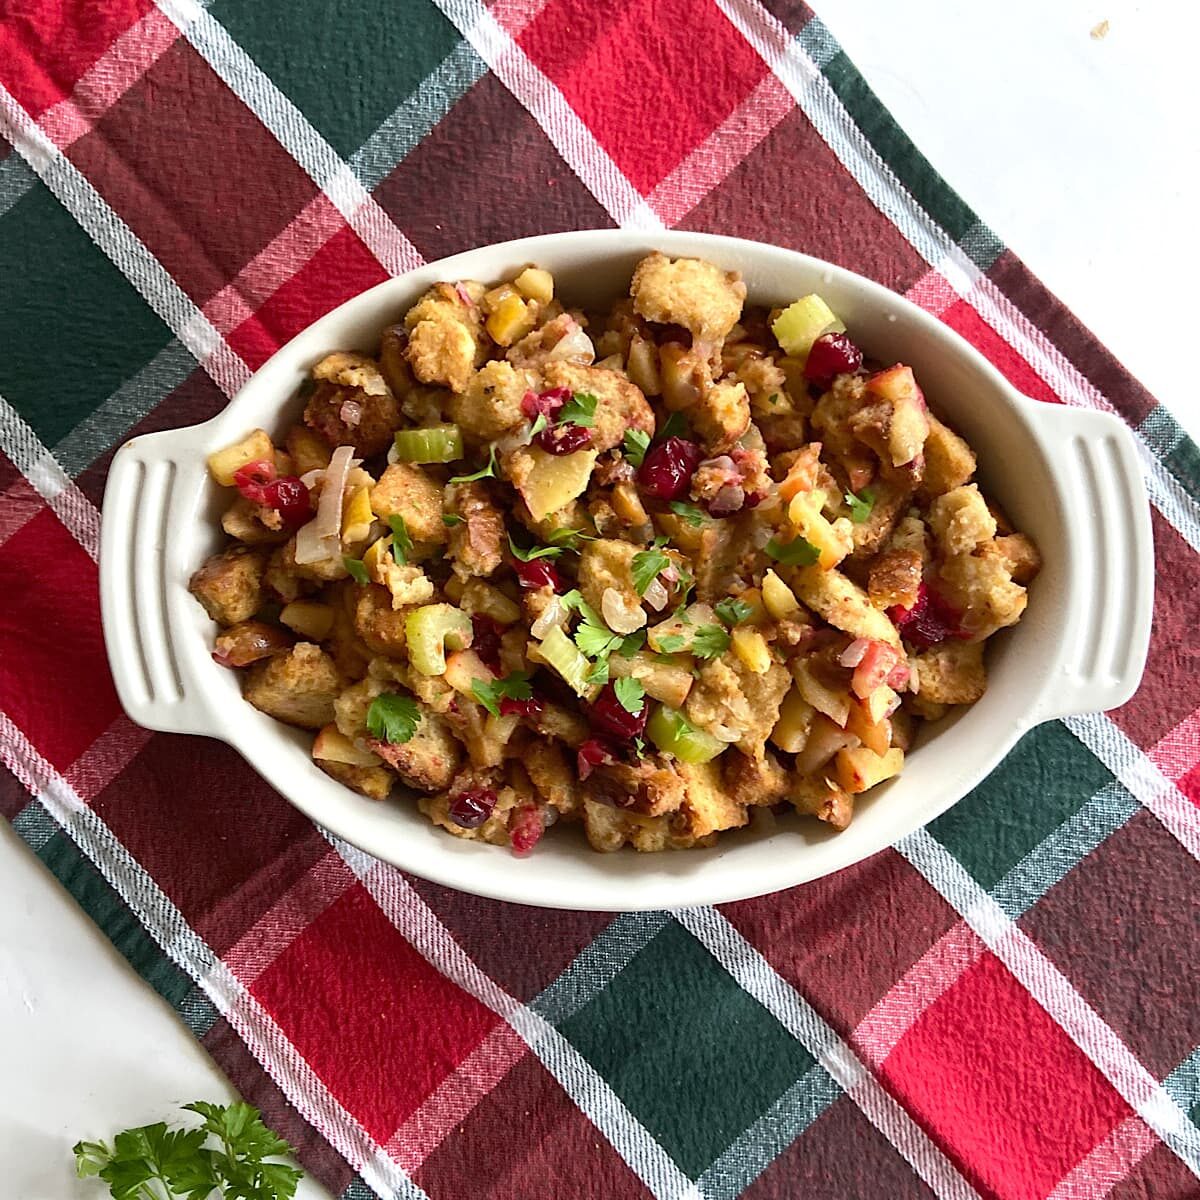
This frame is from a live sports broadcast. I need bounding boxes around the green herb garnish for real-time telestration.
[690,624,731,660]
[669,501,708,527]
[388,515,413,563]
[613,677,646,716]
[471,671,533,718]
[529,412,549,438]
[343,556,369,584]
[448,445,497,484]
[659,411,688,440]
[765,536,820,567]
[442,513,464,527]
[656,634,687,654]
[586,658,610,686]
[617,631,646,658]
[622,429,651,467]
[631,546,672,596]
[715,597,753,627]
[508,534,563,562]
[548,526,594,550]
[559,391,598,427]
[844,488,876,524]
[366,692,420,744]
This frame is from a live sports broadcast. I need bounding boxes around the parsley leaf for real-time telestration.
[669,500,708,527]
[617,630,646,658]
[559,391,598,427]
[576,619,622,658]
[448,445,497,484]
[622,428,651,467]
[586,658,610,686]
[366,692,420,744]
[633,736,647,757]
[529,412,548,438]
[844,487,876,524]
[766,535,821,567]
[613,677,646,715]
[471,672,532,718]
[442,513,464,527]
[631,546,671,596]
[343,556,368,584]
[508,534,563,562]
[74,1101,302,1200]
[547,526,595,550]
[715,597,754,627]
[691,624,731,659]
[388,515,413,563]
[656,634,687,654]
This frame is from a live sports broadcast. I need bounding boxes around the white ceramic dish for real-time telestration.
[99,230,1153,911]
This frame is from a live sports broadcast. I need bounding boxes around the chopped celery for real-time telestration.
[539,626,594,696]
[405,603,473,675]
[392,424,464,464]
[646,705,725,764]
[771,295,845,360]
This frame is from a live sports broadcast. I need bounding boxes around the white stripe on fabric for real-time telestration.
[674,907,983,1200]
[0,712,429,1200]
[425,0,663,230]
[0,150,36,217]
[349,39,488,190]
[152,0,423,278]
[0,391,100,559]
[330,837,703,1200]
[717,0,1200,556]
[0,83,250,398]
[1063,714,1200,863]
[898,827,1200,1177]
[1046,1115,1159,1200]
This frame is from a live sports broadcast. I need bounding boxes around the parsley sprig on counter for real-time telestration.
[74,1101,302,1200]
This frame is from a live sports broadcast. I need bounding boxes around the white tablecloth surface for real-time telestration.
[4,1,1197,1195]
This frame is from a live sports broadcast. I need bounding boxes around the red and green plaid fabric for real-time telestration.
[2,2,1198,1196]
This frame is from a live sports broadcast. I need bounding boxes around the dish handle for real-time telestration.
[100,427,226,737]
[1029,404,1155,722]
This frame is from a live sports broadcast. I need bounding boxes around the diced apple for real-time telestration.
[850,640,903,699]
[443,649,496,697]
[207,429,274,487]
[341,483,374,545]
[843,698,892,756]
[788,489,853,570]
[313,724,382,767]
[834,745,904,794]
[770,688,816,753]
[865,683,899,724]
[731,627,772,675]
[486,293,536,346]
[517,447,598,521]
[514,267,554,305]
[791,659,850,727]
[458,580,522,625]
[761,569,801,620]
[793,713,859,776]
[609,652,693,709]
[280,600,335,641]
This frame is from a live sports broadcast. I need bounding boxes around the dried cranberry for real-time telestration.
[521,387,571,421]
[887,584,970,650]
[500,696,544,718]
[509,802,545,854]
[637,437,702,501]
[448,788,497,829]
[535,421,592,455]
[471,614,505,674]
[804,332,863,388]
[577,738,618,780]
[232,460,310,529]
[514,558,564,592]
[587,683,648,742]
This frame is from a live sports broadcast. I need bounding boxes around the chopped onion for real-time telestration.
[299,468,324,488]
[840,638,871,668]
[602,588,647,634]
[339,399,362,427]
[295,444,353,564]
[709,484,744,516]
[643,578,670,612]
[530,595,566,640]
[545,321,596,365]
[885,692,903,717]
[454,281,474,307]
[660,564,679,585]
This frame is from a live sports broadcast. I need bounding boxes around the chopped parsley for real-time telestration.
[845,487,876,524]
[656,634,687,654]
[442,513,464,527]
[622,428,651,467]
[616,630,646,658]
[559,391,598,427]
[691,624,730,659]
[387,515,413,563]
[343,556,369,584]
[548,526,594,550]
[508,534,563,562]
[715,597,754,627]
[448,445,497,484]
[659,411,688,440]
[669,501,708,527]
[766,535,821,567]
[586,658,610,686]
[576,618,623,658]
[470,671,533,718]
[613,677,646,716]
[631,545,672,596]
[366,692,420,744]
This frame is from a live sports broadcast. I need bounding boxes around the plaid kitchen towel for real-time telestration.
[1,1,1198,1197]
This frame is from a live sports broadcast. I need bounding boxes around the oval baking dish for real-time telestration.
[98,230,1154,911]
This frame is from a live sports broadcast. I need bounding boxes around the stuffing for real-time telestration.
[540,360,655,454]
[921,413,976,497]
[938,550,1028,639]
[317,760,394,801]
[928,484,997,556]
[404,281,486,393]
[370,463,447,544]
[630,251,746,344]
[691,379,750,454]
[189,545,267,627]
[912,639,987,705]
[243,643,344,729]
[303,352,401,457]
[450,359,535,439]
[352,584,409,657]
[446,481,505,578]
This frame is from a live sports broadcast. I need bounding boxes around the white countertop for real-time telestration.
[4,1,1197,1195]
